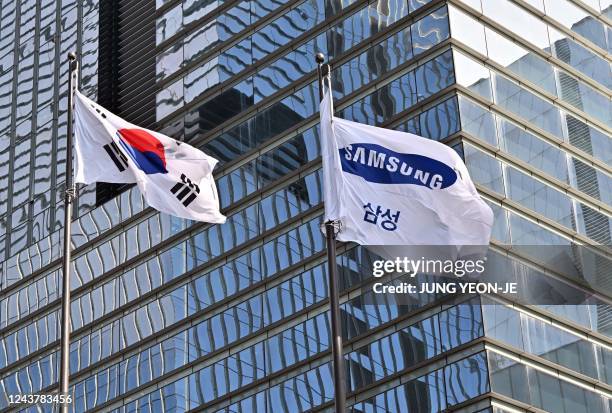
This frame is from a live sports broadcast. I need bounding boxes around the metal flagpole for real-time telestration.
[59,51,78,413]
[315,52,346,413]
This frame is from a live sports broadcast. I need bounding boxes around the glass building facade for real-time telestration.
[0,0,610,412]
[0,0,99,261]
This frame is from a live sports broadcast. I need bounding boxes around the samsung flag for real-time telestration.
[74,91,226,224]
[321,87,493,246]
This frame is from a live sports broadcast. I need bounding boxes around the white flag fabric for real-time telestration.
[74,91,226,224]
[320,86,493,246]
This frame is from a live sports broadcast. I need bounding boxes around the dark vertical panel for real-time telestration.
[97,0,119,112]
[96,0,155,206]
[116,0,156,126]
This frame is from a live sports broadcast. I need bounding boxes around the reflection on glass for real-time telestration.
[549,26,612,90]
[543,0,607,50]
[506,166,575,228]
[412,6,449,55]
[448,5,486,55]
[419,97,460,141]
[156,43,183,81]
[353,370,446,412]
[156,79,184,120]
[156,4,182,45]
[494,74,564,138]
[486,28,556,95]
[458,95,497,145]
[500,118,568,181]
[444,351,489,405]
[481,0,549,50]
[556,70,611,127]
[453,50,492,100]
[487,350,531,404]
[489,348,610,413]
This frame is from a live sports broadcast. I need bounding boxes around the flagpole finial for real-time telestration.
[68,51,76,61]
[315,53,328,100]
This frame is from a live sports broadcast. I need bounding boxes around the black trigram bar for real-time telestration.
[171,173,200,207]
[103,141,128,172]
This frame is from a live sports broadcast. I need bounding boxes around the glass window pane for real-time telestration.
[494,74,564,138]
[453,51,492,100]
[448,5,487,55]
[463,144,505,195]
[444,352,489,405]
[485,27,556,95]
[488,350,531,404]
[481,0,550,50]
[411,6,449,56]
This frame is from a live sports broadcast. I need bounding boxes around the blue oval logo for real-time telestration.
[339,143,457,189]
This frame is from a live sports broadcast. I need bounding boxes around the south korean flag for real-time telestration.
[74,90,226,224]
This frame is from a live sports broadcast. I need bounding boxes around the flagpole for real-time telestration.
[59,51,78,413]
[316,52,346,413]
